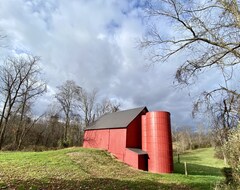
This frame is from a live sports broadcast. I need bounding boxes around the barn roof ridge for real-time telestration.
[85,106,148,130]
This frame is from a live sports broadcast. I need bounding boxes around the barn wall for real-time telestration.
[83,129,109,150]
[83,128,127,161]
[124,148,139,169]
[124,149,148,171]
[108,128,127,161]
[126,114,142,148]
[141,115,147,151]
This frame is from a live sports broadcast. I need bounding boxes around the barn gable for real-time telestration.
[85,107,148,130]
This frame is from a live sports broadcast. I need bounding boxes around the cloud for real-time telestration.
[0,0,213,126]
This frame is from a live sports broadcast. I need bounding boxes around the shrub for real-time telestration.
[2,143,18,151]
[223,127,240,187]
[58,139,70,148]
[214,147,225,160]
[222,167,234,185]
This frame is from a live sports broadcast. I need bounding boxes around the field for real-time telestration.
[0,147,225,190]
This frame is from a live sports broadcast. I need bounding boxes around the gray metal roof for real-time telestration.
[85,107,148,130]
[127,148,148,155]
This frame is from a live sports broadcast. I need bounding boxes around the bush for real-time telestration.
[215,181,239,190]
[58,139,70,148]
[2,143,18,151]
[214,148,225,160]
[223,127,240,186]
[215,167,239,190]
[222,167,234,185]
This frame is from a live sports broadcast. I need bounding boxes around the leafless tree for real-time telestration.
[14,63,46,149]
[195,124,206,148]
[0,56,46,149]
[78,89,97,127]
[141,0,240,152]
[141,0,240,84]
[141,0,240,103]
[78,91,121,127]
[95,98,121,119]
[55,80,82,143]
[55,80,121,146]
[193,90,239,163]
[172,125,193,153]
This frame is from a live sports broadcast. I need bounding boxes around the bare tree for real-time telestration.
[0,56,46,149]
[14,63,46,149]
[172,125,193,153]
[78,89,97,127]
[141,0,240,85]
[55,81,121,146]
[43,114,62,147]
[141,0,240,101]
[195,124,206,148]
[78,91,121,127]
[194,90,239,163]
[95,98,121,118]
[55,80,81,144]
[43,103,63,147]
[141,0,240,152]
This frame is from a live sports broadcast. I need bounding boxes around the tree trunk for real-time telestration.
[0,123,7,149]
[222,150,228,165]
[64,116,69,142]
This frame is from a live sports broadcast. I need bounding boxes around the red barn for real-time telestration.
[83,107,173,173]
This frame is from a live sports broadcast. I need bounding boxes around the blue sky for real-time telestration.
[0,0,216,127]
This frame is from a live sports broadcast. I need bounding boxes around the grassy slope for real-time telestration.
[0,148,224,190]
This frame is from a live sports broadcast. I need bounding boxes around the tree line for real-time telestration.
[0,56,120,150]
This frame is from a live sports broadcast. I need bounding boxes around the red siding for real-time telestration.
[126,114,142,148]
[124,148,139,169]
[83,129,109,149]
[145,111,173,173]
[108,129,126,161]
[141,115,147,151]
[83,128,127,161]
[124,149,148,171]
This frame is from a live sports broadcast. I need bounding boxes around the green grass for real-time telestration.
[0,147,225,189]
[174,148,226,176]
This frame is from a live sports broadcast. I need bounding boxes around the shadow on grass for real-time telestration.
[3,177,192,190]
[174,162,222,176]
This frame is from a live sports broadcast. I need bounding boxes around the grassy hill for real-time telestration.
[0,147,225,190]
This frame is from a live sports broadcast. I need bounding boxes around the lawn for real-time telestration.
[0,147,225,189]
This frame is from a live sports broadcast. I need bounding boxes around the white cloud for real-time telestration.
[0,0,217,126]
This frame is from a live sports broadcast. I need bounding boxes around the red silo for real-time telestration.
[145,111,173,173]
[141,115,147,152]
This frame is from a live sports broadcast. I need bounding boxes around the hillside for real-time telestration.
[0,148,225,190]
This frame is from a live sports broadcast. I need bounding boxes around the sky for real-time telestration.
[0,0,218,127]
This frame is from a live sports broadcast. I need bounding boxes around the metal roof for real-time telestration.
[85,107,148,130]
[127,148,148,155]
